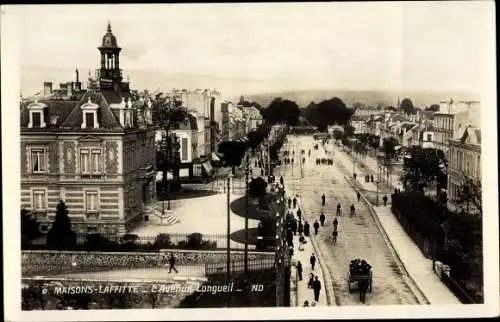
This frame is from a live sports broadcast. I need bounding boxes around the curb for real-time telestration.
[343,174,431,305]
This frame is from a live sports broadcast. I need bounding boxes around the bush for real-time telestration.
[153,233,174,249]
[175,233,217,250]
[84,233,118,251]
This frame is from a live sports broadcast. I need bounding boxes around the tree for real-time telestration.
[304,97,353,132]
[156,131,181,192]
[333,129,343,142]
[247,130,266,149]
[456,178,482,215]
[368,134,380,150]
[425,104,440,112]
[47,200,76,249]
[382,137,398,159]
[21,209,40,247]
[249,177,267,199]
[218,141,247,175]
[400,98,416,115]
[261,98,300,126]
[401,147,447,193]
[385,106,397,111]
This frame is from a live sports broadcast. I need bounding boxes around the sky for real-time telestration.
[6,2,495,97]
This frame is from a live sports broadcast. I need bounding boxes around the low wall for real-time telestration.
[21,277,203,309]
[22,250,275,276]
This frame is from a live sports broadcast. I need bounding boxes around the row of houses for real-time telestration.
[351,101,482,214]
[20,23,265,236]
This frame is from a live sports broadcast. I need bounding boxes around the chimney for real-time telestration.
[43,82,53,96]
[67,82,73,97]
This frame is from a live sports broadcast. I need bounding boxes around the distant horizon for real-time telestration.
[20,65,480,102]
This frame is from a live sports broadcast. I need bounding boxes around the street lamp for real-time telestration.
[226,173,233,282]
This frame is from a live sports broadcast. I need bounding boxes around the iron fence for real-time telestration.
[24,232,258,252]
[205,258,275,275]
[440,272,481,304]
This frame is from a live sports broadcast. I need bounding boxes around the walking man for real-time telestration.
[297,208,302,222]
[383,195,388,206]
[293,196,297,209]
[357,191,361,201]
[336,203,342,216]
[288,197,292,208]
[280,176,284,185]
[296,261,303,281]
[321,193,326,206]
[370,175,374,182]
[291,219,298,235]
[298,221,304,236]
[333,217,338,231]
[313,220,320,235]
[310,253,317,271]
[312,276,322,302]
[353,172,357,180]
[168,253,178,273]
[304,221,310,237]
[332,229,338,245]
[319,212,325,226]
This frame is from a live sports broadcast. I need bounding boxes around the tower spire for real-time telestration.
[107,21,112,33]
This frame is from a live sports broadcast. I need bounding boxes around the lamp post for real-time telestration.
[227,173,232,282]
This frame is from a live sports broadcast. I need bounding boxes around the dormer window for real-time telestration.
[80,98,100,129]
[27,101,47,128]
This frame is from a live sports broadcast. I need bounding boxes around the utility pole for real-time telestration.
[244,153,249,275]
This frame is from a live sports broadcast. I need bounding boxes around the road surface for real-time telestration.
[277,135,420,305]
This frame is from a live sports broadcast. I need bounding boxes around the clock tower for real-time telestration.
[98,22,123,91]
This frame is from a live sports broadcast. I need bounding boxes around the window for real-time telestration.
[427,134,432,142]
[181,138,188,161]
[31,149,46,173]
[80,148,102,174]
[32,112,41,127]
[80,150,90,173]
[91,149,101,173]
[33,190,46,210]
[86,112,95,128]
[85,191,98,212]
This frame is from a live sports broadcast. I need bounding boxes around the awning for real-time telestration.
[394,145,402,150]
[202,162,213,175]
[211,152,221,161]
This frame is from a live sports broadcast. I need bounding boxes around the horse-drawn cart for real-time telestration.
[348,259,373,293]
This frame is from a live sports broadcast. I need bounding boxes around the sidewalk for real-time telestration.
[334,145,460,304]
[286,195,329,307]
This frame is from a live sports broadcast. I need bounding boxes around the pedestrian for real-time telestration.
[288,197,292,208]
[296,261,303,281]
[280,176,284,185]
[333,217,338,231]
[298,221,304,235]
[291,219,298,235]
[357,191,361,201]
[332,229,338,245]
[319,212,325,226]
[383,195,388,206]
[350,204,356,217]
[359,279,368,303]
[365,175,369,183]
[288,245,294,257]
[293,197,297,208]
[302,158,305,164]
[310,253,316,270]
[313,220,320,235]
[168,253,178,273]
[312,276,322,302]
[321,193,326,206]
[304,221,310,237]
[308,273,314,288]
[261,168,264,176]
[370,175,374,182]
[303,300,310,307]
[291,158,294,165]
[336,203,342,216]
[353,172,357,180]
[297,208,302,222]
[286,229,293,246]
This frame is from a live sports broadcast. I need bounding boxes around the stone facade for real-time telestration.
[22,250,275,276]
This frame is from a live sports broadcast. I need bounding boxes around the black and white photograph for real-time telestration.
[2,2,498,321]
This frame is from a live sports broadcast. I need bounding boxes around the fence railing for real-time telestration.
[24,232,258,252]
[440,272,481,304]
[205,258,275,275]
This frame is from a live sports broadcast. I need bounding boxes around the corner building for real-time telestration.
[20,23,157,235]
